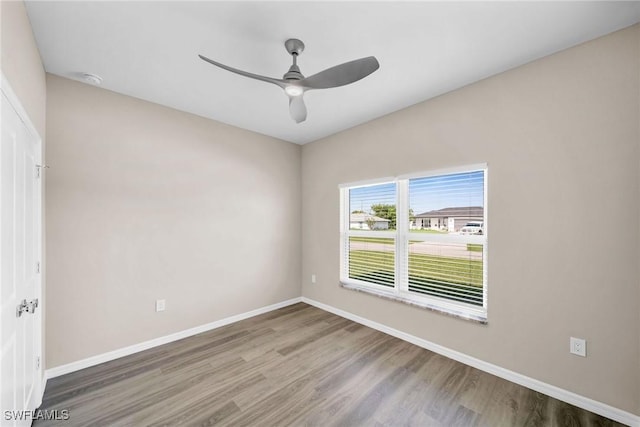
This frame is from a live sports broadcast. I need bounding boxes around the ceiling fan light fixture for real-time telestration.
[284,85,304,97]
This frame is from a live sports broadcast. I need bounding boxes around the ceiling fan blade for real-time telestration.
[300,56,379,90]
[198,54,286,89]
[289,95,307,123]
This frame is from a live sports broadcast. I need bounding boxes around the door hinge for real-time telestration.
[36,356,40,370]
[36,261,40,274]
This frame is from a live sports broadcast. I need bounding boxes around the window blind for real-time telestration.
[340,167,487,318]
[407,171,485,306]
[344,182,396,288]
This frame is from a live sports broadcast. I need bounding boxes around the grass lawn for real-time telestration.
[349,236,394,245]
[348,249,483,306]
[348,236,446,245]
[467,244,483,252]
[350,236,424,245]
[347,248,396,287]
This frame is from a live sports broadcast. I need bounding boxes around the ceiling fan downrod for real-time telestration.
[284,39,305,81]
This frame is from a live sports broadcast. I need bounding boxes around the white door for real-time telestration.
[1,75,43,426]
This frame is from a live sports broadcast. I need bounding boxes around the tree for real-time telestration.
[369,205,415,229]
[371,204,396,229]
[351,210,365,214]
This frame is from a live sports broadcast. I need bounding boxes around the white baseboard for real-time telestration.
[45,297,303,380]
[301,297,639,427]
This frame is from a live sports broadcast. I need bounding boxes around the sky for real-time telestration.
[349,170,484,215]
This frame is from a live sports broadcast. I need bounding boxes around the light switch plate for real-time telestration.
[156,299,166,312]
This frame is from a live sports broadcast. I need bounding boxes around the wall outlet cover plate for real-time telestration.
[570,337,586,357]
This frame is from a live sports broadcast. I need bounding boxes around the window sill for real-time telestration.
[339,281,488,325]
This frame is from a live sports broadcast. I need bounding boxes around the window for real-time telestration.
[340,166,487,322]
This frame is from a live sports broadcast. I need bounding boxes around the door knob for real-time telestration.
[25,298,39,314]
[16,299,38,317]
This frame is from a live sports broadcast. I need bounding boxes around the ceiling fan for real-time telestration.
[198,39,379,124]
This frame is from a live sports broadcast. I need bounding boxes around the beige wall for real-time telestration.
[301,25,640,414]
[1,0,46,136]
[45,75,301,368]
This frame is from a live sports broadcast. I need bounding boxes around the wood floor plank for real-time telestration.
[34,304,627,427]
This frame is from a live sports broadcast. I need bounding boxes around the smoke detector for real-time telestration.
[81,73,103,85]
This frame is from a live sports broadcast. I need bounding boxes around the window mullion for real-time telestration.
[396,180,409,293]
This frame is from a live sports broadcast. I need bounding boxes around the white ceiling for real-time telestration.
[26,1,640,144]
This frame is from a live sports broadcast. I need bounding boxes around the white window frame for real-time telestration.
[339,164,488,323]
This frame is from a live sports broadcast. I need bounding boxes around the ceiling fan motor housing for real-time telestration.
[284,64,303,80]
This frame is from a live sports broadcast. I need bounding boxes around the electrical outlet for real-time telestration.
[570,337,586,357]
[311,274,316,284]
[156,299,166,312]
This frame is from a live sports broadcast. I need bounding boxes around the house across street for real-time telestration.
[413,206,484,232]
[350,213,390,230]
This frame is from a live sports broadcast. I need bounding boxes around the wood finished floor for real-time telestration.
[35,303,624,427]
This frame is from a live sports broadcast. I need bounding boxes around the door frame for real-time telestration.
[1,72,45,409]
